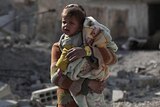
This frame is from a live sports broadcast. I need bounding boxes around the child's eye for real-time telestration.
[62,21,66,24]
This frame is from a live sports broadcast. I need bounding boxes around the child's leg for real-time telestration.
[57,88,78,107]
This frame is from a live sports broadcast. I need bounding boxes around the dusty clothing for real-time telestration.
[51,17,118,82]
[83,17,117,50]
[50,42,117,107]
[50,17,118,107]
[50,44,79,107]
[64,17,118,81]
[56,32,83,71]
[63,17,118,107]
[51,17,117,83]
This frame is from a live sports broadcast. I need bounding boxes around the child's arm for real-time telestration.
[50,43,105,93]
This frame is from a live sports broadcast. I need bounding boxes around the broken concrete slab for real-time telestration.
[0,100,17,107]
[31,86,58,106]
[0,82,12,99]
[130,75,159,88]
[112,90,125,102]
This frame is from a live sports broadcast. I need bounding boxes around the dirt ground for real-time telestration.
[0,41,160,107]
[110,50,160,107]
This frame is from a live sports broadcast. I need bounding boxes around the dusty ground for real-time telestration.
[0,42,51,99]
[0,41,160,107]
[110,50,160,107]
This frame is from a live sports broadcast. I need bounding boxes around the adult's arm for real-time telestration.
[50,43,117,94]
[50,42,73,89]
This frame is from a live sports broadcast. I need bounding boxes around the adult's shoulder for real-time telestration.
[52,42,60,48]
[51,42,61,63]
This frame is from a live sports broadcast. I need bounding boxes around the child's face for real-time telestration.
[61,16,81,36]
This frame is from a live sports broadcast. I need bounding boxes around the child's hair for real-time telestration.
[61,4,86,27]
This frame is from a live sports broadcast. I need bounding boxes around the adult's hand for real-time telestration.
[66,47,86,62]
[88,79,105,94]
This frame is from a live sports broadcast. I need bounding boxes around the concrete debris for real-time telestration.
[0,100,17,107]
[130,75,159,88]
[0,97,51,107]
[122,30,160,50]
[31,86,58,106]
[17,99,31,107]
[112,90,125,102]
[0,82,12,99]
[121,37,147,50]
[155,92,160,96]
[0,33,160,107]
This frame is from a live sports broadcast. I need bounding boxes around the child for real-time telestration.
[50,4,118,107]
[50,4,86,75]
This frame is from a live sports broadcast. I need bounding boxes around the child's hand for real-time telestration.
[90,26,101,38]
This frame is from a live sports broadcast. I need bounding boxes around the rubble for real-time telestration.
[31,86,58,106]
[0,100,17,107]
[0,82,12,99]
[112,90,125,102]
[122,30,160,50]
[0,31,160,107]
[0,0,159,106]
[108,50,160,107]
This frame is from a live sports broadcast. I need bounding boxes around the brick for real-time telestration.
[31,86,58,105]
